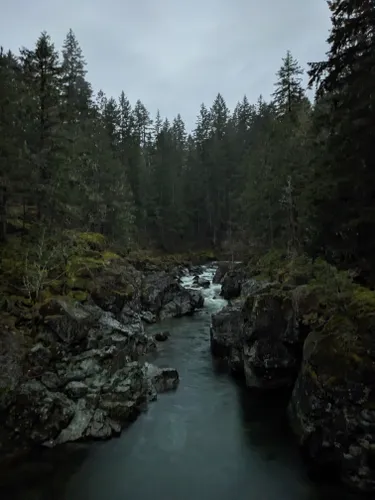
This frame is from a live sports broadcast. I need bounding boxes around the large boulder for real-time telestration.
[155,331,170,342]
[0,295,165,457]
[39,298,100,347]
[288,315,375,493]
[90,261,143,316]
[142,271,204,319]
[213,262,232,284]
[144,363,179,393]
[2,380,75,452]
[221,267,247,300]
[210,301,243,373]
[193,276,210,288]
[211,278,300,385]
[241,288,301,389]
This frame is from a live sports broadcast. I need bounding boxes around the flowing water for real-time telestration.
[0,266,362,500]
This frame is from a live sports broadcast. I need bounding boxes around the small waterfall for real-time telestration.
[180,265,227,313]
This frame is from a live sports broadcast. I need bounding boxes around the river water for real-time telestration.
[0,266,361,500]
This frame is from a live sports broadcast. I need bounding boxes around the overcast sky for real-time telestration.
[1,0,331,130]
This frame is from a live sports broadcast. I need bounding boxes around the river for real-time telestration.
[0,266,361,499]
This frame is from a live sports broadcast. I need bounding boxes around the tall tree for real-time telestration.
[308,0,375,276]
[61,29,92,120]
[20,32,63,221]
[272,50,305,115]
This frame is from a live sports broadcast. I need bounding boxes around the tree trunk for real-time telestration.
[0,185,7,242]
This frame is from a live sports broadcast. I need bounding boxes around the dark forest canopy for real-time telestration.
[1,0,375,281]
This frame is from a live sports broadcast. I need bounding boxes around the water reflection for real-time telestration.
[0,443,91,500]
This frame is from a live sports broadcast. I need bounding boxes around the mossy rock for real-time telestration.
[66,255,105,279]
[101,251,121,262]
[0,313,18,329]
[75,232,106,251]
[68,290,89,302]
[38,296,76,317]
[348,286,375,327]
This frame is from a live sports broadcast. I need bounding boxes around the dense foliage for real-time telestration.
[1,1,374,281]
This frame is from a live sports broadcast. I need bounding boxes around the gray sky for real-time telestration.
[1,0,331,130]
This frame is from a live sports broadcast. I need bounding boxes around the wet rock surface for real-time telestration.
[210,259,375,493]
[221,266,248,299]
[154,331,170,342]
[144,363,179,393]
[210,301,243,373]
[142,271,204,319]
[0,262,204,460]
[288,326,375,493]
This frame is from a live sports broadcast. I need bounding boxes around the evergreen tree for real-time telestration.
[308,0,375,276]
[61,29,92,120]
[272,50,304,115]
[3,11,374,265]
[20,32,64,221]
[0,49,25,240]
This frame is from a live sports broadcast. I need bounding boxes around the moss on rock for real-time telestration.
[74,232,106,251]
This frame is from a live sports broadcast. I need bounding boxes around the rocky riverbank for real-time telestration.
[211,254,375,494]
[0,232,207,463]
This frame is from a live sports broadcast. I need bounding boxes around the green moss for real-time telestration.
[247,249,287,281]
[0,313,17,328]
[68,290,89,302]
[6,217,32,230]
[322,314,354,336]
[66,255,105,278]
[349,286,375,319]
[76,232,106,251]
[8,295,32,307]
[307,366,318,381]
[102,251,121,261]
[65,276,94,291]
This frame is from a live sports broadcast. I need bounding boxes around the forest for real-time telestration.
[1,0,375,283]
[2,2,375,495]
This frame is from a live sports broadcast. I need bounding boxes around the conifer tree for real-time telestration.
[308,0,375,274]
[272,50,304,115]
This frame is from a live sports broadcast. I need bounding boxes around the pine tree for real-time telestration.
[154,109,163,137]
[118,91,132,143]
[20,32,64,221]
[61,29,92,120]
[103,97,120,151]
[272,50,304,115]
[0,49,24,240]
[308,0,375,275]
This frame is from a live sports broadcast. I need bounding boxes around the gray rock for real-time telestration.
[155,331,170,342]
[41,298,98,345]
[210,301,243,373]
[5,380,75,447]
[241,279,273,298]
[243,339,296,389]
[99,363,148,422]
[241,290,299,389]
[221,267,247,299]
[54,398,93,445]
[86,408,113,440]
[193,276,210,288]
[27,343,52,370]
[40,371,61,390]
[288,327,375,493]
[145,363,179,393]
[140,310,157,323]
[0,263,189,459]
[65,381,89,399]
[142,271,204,319]
[213,262,232,284]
